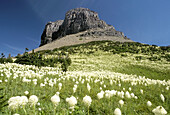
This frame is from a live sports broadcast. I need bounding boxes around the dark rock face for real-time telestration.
[79,29,124,37]
[40,8,125,46]
[40,20,63,46]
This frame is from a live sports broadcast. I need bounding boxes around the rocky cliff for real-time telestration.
[40,20,63,46]
[40,8,126,46]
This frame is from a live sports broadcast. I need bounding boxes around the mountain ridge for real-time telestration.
[33,28,133,53]
[40,8,129,47]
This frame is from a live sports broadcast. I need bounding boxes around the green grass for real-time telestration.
[69,51,170,80]
[1,41,170,114]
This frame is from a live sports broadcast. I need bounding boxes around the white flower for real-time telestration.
[118,84,121,87]
[51,94,60,106]
[125,91,131,98]
[24,91,29,95]
[114,108,121,115]
[13,114,20,115]
[73,85,78,93]
[129,87,132,91]
[8,96,28,109]
[119,100,124,107]
[58,83,62,90]
[100,87,102,90]
[83,95,92,107]
[110,80,113,85]
[166,86,169,91]
[117,91,124,98]
[147,101,152,107]
[87,83,91,92]
[19,96,28,106]
[37,102,40,106]
[66,96,77,108]
[81,79,84,84]
[152,106,167,115]
[40,83,45,87]
[130,93,135,98]
[29,95,38,106]
[160,94,165,102]
[56,92,60,96]
[140,89,143,94]
[97,91,104,99]
[8,96,21,110]
[105,90,112,99]
[0,80,2,83]
[38,108,42,111]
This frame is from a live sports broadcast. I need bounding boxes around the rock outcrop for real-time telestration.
[40,20,63,46]
[40,8,126,47]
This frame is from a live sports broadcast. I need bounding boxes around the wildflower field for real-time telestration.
[0,41,170,115]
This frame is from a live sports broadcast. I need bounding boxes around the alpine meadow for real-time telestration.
[0,7,170,115]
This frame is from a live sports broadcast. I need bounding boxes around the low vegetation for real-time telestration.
[0,41,169,114]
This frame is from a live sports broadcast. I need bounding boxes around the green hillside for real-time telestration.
[0,41,169,115]
[50,41,170,80]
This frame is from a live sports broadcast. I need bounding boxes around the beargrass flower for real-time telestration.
[119,100,124,107]
[166,86,169,91]
[8,96,21,110]
[73,85,77,93]
[97,91,104,99]
[147,101,152,107]
[114,108,121,115]
[140,89,143,94]
[125,91,131,98]
[29,95,38,106]
[66,96,77,110]
[152,106,167,115]
[8,96,28,110]
[160,94,165,102]
[87,83,91,92]
[51,94,60,106]
[83,95,92,107]
[19,96,28,106]
[58,83,62,90]
[24,91,29,95]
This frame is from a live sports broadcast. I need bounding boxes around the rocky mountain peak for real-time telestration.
[40,8,125,46]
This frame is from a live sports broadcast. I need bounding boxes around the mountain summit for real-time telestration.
[40,8,128,47]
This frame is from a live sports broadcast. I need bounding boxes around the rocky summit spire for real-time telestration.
[40,8,125,47]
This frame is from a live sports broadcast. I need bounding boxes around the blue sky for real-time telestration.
[0,0,170,56]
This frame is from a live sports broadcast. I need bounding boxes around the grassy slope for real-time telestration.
[1,41,170,114]
[52,41,170,80]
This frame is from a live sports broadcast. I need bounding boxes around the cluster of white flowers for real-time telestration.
[8,96,28,110]
[97,91,104,99]
[83,95,92,107]
[51,93,60,106]
[66,96,77,110]
[152,106,167,115]
[1,63,169,114]
[28,95,38,106]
